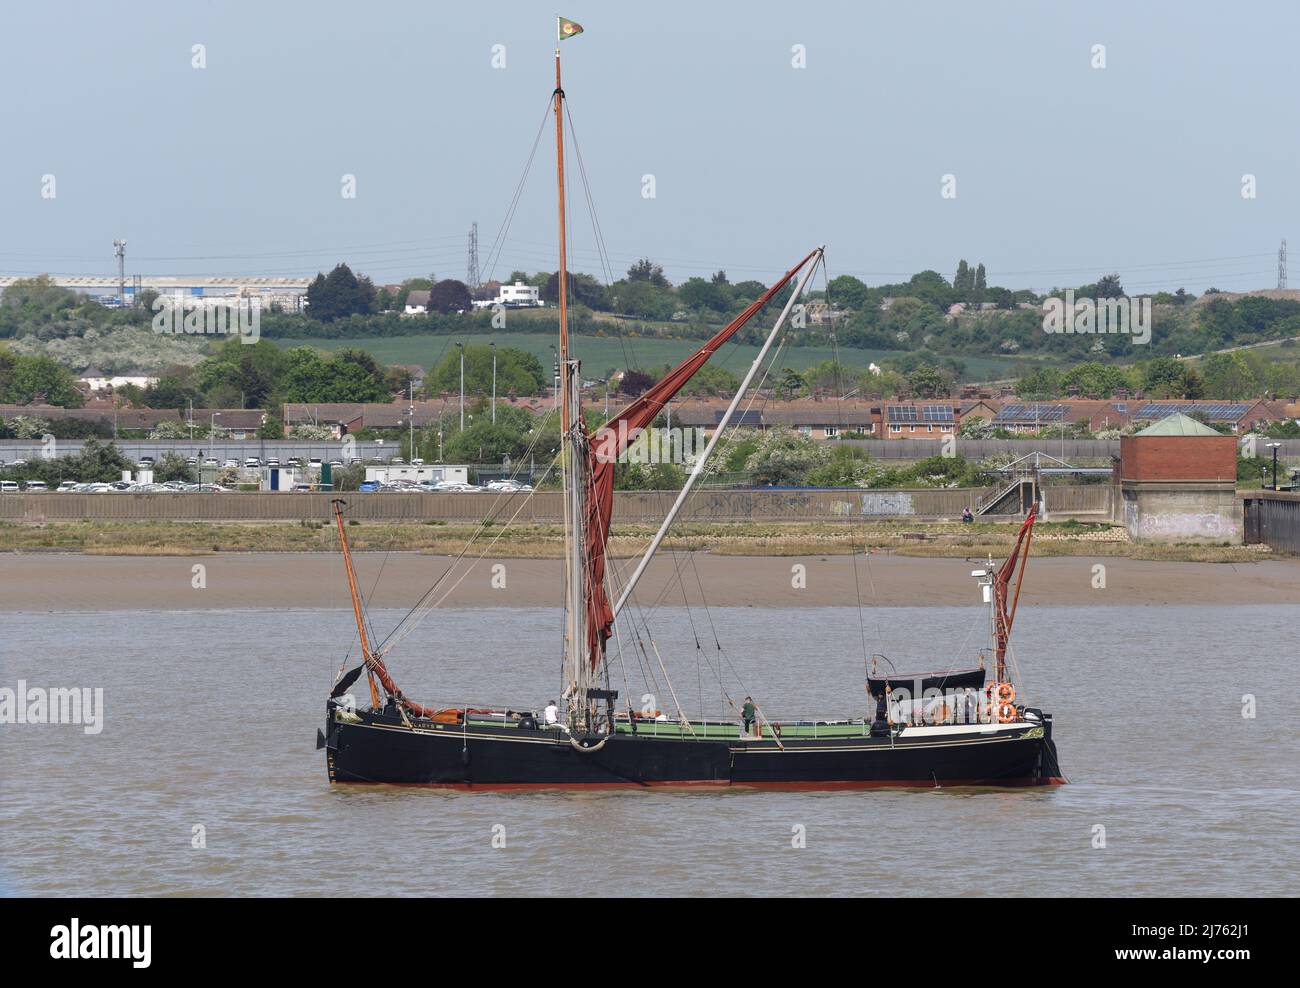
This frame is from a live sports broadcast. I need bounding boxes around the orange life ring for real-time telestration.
[997,702,1017,723]
[996,683,1016,704]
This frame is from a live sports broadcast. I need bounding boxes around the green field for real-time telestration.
[276,333,1024,380]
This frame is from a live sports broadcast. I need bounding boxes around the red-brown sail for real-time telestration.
[580,249,819,668]
[993,503,1037,681]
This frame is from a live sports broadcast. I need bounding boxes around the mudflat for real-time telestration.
[1,551,1295,612]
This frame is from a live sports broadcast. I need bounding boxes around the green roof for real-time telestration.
[1134,412,1222,437]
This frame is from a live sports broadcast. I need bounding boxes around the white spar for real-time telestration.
[610,246,824,619]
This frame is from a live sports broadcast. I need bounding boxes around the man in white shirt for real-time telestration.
[543,700,560,726]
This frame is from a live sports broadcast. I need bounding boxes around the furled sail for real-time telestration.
[993,503,1037,678]
[580,249,819,668]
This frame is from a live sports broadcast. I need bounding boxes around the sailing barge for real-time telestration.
[317,21,1064,791]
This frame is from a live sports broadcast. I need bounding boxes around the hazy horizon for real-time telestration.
[1,1,1296,296]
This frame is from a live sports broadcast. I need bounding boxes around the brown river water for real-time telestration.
[1,601,1297,896]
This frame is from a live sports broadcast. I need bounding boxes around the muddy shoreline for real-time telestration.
[2,552,1295,612]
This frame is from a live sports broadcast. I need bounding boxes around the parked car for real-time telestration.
[244,457,261,468]
[23,480,49,492]
[291,484,313,493]
[358,481,380,493]
[56,481,78,493]
[266,458,280,468]
[203,458,219,467]
[0,480,20,493]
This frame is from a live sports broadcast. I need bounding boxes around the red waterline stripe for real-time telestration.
[330,776,1068,792]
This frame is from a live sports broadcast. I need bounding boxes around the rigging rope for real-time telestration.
[480,98,553,285]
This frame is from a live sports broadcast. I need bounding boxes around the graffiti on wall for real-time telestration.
[860,492,915,516]
[1125,500,1239,540]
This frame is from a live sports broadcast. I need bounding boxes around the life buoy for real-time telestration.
[997,702,1017,723]
[996,683,1016,704]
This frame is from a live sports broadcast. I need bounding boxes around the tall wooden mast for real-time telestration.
[554,45,570,432]
[553,33,589,725]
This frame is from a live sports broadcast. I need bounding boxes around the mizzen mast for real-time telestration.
[992,504,1038,683]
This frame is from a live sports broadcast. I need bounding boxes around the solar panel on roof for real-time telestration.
[1136,402,1248,421]
[715,409,763,426]
[993,403,1065,423]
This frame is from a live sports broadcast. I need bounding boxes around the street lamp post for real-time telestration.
[209,412,221,487]
[1267,441,1282,490]
[550,344,558,411]
[457,343,465,431]
[490,341,497,425]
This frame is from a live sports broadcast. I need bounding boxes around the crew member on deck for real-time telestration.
[741,696,757,737]
[544,700,560,726]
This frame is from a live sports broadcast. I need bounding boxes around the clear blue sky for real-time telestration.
[1,0,1295,295]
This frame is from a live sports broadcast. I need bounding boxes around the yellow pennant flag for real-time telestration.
[558,17,584,41]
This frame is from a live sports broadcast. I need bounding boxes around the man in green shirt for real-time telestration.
[741,697,757,737]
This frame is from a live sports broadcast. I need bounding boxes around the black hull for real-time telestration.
[322,710,1065,791]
